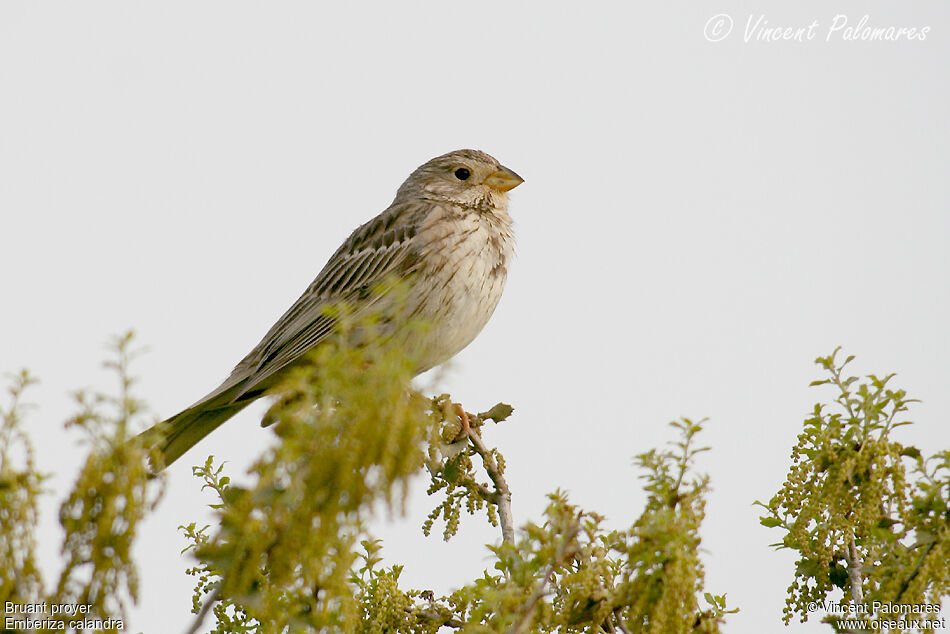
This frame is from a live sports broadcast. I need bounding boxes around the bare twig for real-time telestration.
[504,522,580,634]
[413,590,465,628]
[847,534,863,603]
[183,588,219,634]
[416,609,464,629]
[615,613,633,634]
[895,540,936,602]
[506,563,557,634]
[467,425,514,544]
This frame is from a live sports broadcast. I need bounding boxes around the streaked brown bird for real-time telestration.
[143,149,522,469]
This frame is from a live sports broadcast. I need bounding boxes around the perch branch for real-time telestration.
[467,424,514,544]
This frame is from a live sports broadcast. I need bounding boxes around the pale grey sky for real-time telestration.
[1,2,947,632]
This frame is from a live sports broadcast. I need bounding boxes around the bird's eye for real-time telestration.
[454,168,471,181]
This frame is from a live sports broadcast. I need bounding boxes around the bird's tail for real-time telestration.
[139,390,254,471]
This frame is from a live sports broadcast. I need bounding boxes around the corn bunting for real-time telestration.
[144,149,522,468]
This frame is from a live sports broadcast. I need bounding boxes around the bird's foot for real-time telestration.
[452,402,472,442]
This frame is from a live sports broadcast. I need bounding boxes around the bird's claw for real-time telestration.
[452,402,472,442]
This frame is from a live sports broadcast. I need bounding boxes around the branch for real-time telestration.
[614,612,633,634]
[506,562,557,634]
[468,426,514,544]
[504,522,580,634]
[846,534,863,603]
[895,540,936,602]
[183,588,219,634]
[416,609,464,629]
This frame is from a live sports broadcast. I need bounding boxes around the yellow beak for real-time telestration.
[483,165,524,192]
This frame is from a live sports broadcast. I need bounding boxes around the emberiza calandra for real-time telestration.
[145,149,523,468]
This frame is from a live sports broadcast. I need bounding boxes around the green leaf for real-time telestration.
[443,458,461,483]
[829,563,849,589]
[479,402,514,423]
[899,446,921,460]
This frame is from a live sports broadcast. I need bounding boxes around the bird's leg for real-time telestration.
[453,402,471,440]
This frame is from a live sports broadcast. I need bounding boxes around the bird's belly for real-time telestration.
[406,222,512,373]
[418,271,506,371]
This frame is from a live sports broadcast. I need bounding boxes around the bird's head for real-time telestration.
[396,149,523,210]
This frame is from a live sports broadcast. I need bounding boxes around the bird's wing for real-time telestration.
[207,203,424,403]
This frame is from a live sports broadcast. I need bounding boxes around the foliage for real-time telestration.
[37,333,950,632]
[180,327,434,633]
[0,333,164,632]
[5,333,948,633]
[184,409,732,633]
[0,370,43,606]
[758,348,950,631]
[423,397,512,541]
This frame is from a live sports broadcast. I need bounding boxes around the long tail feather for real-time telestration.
[138,386,256,471]
[158,402,252,469]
